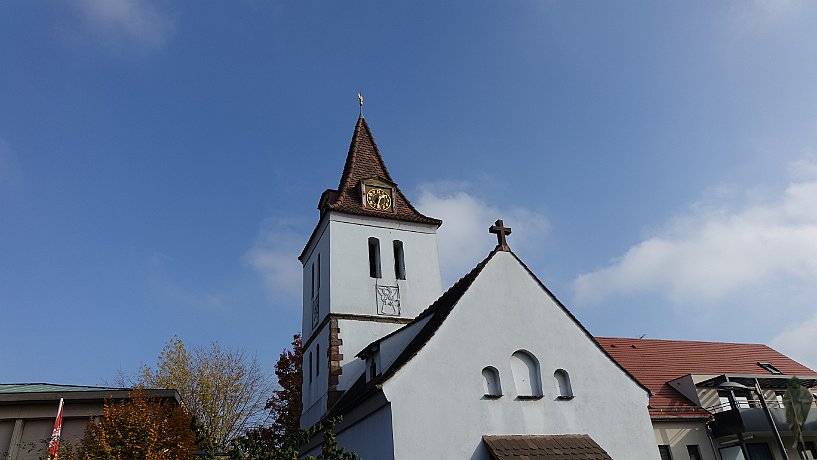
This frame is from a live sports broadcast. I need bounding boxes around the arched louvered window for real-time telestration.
[368,237,381,278]
[482,366,502,398]
[510,350,542,398]
[554,369,573,399]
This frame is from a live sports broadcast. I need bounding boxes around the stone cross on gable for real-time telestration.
[489,219,512,251]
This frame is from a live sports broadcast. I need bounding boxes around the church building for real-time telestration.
[297,113,659,459]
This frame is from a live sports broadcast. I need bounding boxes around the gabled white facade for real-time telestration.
[304,251,659,459]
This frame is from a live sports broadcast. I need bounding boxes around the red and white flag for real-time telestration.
[47,398,64,460]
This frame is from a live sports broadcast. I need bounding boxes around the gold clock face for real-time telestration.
[365,188,393,211]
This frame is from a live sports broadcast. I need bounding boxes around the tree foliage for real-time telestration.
[226,333,303,456]
[228,335,359,459]
[139,337,271,453]
[67,388,198,460]
[266,333,303,449]
[229,416,359,460]
[783,376,813,453]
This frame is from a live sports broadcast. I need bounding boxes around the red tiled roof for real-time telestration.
[482,434,613,460]
[323,116,440,226]
[596,337,816,418]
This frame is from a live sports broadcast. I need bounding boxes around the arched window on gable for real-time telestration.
[368,237,381,278]
[554,369,573,399]
[482,366,502,398]
[510,350,542,398]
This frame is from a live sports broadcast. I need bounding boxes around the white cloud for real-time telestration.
[72,0,173,54]
[729,0,802,29]
[574,165,817,307]
[245,218,304,306]
[574,158,817,365]
[771,313,817,371]
[415,182,550,283]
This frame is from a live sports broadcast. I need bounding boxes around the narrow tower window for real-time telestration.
[317,254,321,290]
[308,352,313,384]
[368,237,381,278]
[393,240,406,280]
[311,263,315,298]
[316,344,320,376]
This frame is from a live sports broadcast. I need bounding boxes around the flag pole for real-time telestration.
[47,398,64,460]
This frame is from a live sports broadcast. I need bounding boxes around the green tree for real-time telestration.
[139,337,271,454]
[230,417,359,460]
[69,388,198,460]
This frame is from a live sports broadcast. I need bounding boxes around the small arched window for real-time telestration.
[393,240,406,280]
[482,366,502,398]
[555,369,573,399]
[510,350,542,398]
[368,237,381,278]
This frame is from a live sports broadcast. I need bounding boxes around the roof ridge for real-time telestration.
[335,117,394,195]
[323,116,440,226]
[596,336,771,347]
[328,248,500,416]
[505,251,652,396]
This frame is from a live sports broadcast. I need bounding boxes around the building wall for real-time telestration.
[300,212,442,428]
[301,216,330,340]
[653,419,718,460]
[333,404,396,460]
[327,213,441,320]
[381,252,659,460]
[0,400,101,460]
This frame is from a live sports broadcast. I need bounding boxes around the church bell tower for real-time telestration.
[298,114,443,427]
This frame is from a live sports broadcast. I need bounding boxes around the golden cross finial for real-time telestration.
[489,219,512,251]
[358,93,364,116]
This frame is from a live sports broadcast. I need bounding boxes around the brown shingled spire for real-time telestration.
[320,116,441,227]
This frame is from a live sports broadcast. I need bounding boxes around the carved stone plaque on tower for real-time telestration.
[376,285,400,316]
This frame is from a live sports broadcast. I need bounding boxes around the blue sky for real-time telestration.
[2,1,817,386]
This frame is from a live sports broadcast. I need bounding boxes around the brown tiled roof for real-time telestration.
[596,337,817,418]
[482,435,613,460]
[323,116,440,226]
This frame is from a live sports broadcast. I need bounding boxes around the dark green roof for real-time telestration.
[0,383,127,394]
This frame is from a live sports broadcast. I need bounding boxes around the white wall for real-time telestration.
[654,420,718,460]
[335,404,396,460]
[301,217,330,341]
[301,326,330,428]
[328,213,442,320]
[382,252,659,460]
[335,319,405,390]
